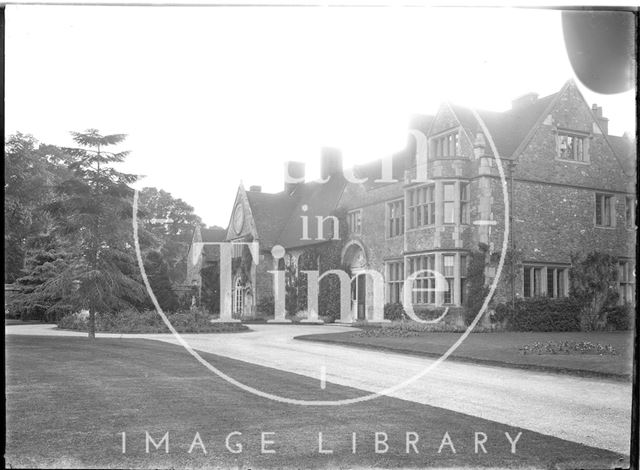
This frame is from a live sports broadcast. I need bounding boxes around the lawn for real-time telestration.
[5,335,627,469]
[295,330,635,379]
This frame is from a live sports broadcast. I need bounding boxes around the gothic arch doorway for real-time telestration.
[342,241,368,320]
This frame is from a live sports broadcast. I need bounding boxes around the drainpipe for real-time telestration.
[509,159,517,310]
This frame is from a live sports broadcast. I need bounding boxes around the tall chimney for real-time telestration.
[320,147,343,181]
[284,161,305,194]
[592,104,609,135]
[512,92,539,109]
[249,185,262,192]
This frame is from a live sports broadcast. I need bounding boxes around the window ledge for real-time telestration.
[556,158,590,165]
[406,226,435,232]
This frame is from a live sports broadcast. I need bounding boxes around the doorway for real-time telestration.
[351,273,367,320]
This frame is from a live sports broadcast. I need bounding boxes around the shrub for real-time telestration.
[353,320,494,336]
[604,303,634,331]
[384,302,407,321]
[464,244,490,325]
[256,294,275,317]
[569,251,620,331]
[494,298,581,332]
[58,309,249,334]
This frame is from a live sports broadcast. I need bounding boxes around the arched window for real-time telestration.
[233,277,244,315]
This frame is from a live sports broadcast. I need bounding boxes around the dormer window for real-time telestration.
[557,131,589,162]
[431,130,460,158]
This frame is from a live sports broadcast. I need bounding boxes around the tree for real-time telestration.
[38,129,147,339]
[569,251,620,331]
[7,232,72,322]
[4,133,69,282]
[144,250,179,312]
[137,187,203,284]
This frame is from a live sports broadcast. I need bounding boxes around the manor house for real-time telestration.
[187,80,636,323]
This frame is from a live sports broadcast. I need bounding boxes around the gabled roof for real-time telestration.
[245,190,299,249]
[275,174,347,249]
[448,92,559,158]
[607,134,637,176]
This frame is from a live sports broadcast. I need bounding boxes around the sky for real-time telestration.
[5,5,636,228]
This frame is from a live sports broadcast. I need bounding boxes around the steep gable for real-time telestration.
[225,184,259,242]
[245,189,299,249]
[509,80,630,190]
[276,175,347,249]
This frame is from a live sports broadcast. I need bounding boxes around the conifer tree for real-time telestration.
[39,130,147,339]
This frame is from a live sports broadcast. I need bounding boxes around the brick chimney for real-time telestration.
[592,104,609,135]
[284,161,305,194]
[512,92,539,109]
[248,185,262,192]
[320,147,343,181]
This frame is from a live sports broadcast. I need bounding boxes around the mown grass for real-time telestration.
[5,334,626,469]
[296,329,634,379]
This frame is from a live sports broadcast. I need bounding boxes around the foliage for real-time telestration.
[384,302,407,321]
[6,239,72,322]
[352,320,494,335]
[57,309,248,334]
[569,251,620,331]
[493,298,582,332]
[603,303,634,331]
[464,243,490,325]
[256,293,275,317]
[285,256,300,315]
[200,262,220,314]
[4,133,70,282]
[36,130,148,339]
[519,340,618,356]
[295,210,348,320]
[144,250,179,312]
[137,187,204,284]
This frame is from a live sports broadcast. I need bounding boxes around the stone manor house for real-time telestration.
[187,80,636,322]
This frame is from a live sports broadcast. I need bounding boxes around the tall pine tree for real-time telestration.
[38,130,147,339]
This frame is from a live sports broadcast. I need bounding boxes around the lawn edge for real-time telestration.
[294,334,632,382]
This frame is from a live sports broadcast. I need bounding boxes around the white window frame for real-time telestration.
[430,129,461,158]
[595,193,615,228]
[625,196,636,229]
[386,199,405,239]
[347,209,362,234]
[386,260,404,304]
[522,264,569,298]
[618,260,635,305]
[556,130,590,163]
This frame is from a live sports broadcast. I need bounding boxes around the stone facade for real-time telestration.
[191,80,636,322]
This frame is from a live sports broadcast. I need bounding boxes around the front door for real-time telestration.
[351,273,367,320]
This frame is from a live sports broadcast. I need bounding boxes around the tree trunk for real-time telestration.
[88,308,96,340]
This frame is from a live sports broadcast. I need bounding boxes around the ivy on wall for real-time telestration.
[292,210,348,320]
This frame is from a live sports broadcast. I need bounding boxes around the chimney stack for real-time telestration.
[284,161,305,194]
[320,147,343,181]
[592,104,609,135]
[512,92,539,110]
[249,185,262,192]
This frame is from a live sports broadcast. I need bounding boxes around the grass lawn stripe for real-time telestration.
[5,335,626,469]
[295,330,633,380]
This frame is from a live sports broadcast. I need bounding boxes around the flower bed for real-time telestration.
[519,340,618,356]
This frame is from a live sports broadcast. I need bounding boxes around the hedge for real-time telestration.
[494,298,582,332]
[58,309,249,334]
[603,303,634,331]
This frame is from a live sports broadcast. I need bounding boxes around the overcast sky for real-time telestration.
[5,6,636,227]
